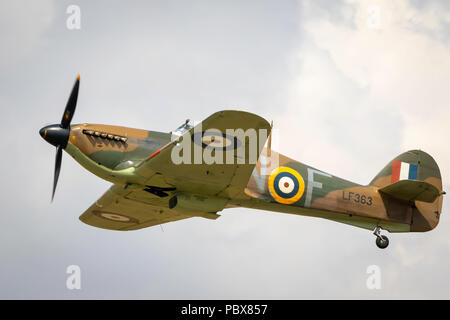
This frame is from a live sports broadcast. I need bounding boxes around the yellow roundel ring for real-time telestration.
[268,167,305,204]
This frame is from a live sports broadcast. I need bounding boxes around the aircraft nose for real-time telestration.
[39,127,45,139]
[39,124,70,148]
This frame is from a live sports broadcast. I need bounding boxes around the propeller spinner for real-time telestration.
[39,75,80,201]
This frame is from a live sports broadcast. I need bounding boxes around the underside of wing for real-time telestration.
[79,185,219,231]
[136,110,271,199]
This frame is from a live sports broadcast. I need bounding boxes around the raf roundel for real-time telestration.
[268,167,305,205]
[92,210,138,223]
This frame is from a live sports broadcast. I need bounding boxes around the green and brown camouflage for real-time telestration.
[60,111,444,238]
[41,103,444,248]
[67,123,171,185]
[242,148,443,233]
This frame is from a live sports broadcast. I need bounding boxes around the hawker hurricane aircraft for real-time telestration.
[39,76,445,249]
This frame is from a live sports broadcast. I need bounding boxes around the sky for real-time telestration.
[0,0,449,299]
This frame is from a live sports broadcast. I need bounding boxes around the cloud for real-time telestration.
[271,0,450,188]
[0,0,55,67]
[270,0,450,298]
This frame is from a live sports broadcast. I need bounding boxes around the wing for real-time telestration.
[79,185,219,231]
[136,110,271,199]
[80,110,270,231]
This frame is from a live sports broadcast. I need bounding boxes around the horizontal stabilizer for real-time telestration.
[378,180,440,203]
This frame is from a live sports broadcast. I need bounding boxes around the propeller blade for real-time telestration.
[52,145,63,202]
[61,75,80,128]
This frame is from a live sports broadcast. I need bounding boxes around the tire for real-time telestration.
[376,235,389,249]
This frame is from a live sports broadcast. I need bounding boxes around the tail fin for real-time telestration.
[370,150,444,232]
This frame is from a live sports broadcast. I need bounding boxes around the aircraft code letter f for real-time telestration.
[305,168,332,208]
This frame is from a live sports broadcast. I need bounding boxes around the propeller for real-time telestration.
[39,75,80,201]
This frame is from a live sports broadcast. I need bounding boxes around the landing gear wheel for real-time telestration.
[376,235,389,249]
[373,226,390,249]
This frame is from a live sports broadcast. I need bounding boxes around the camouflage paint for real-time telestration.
[60,111,443,234]
[244,148,443,232]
